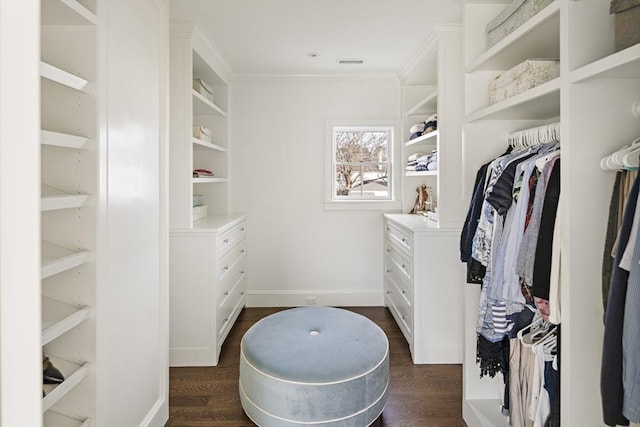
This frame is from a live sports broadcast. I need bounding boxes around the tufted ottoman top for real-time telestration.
[241,306,388,383]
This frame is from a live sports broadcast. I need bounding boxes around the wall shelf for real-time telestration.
[41,130,90,150]
[41,0,97,26]
[570,43,640,83]
[405,130,439,146]
[44,411,92,427]
[42,358,92,412]
[41,241,91,280]
[466,78,560,122]
[405,90,438,116]
[42,297,92,346]
[193,138,226,152]
[192,177,227,184]
[405,170,438,177]
[41,184,90,212]
[192,90,226,116]
[466,1,560,72]
[40,61,91,93]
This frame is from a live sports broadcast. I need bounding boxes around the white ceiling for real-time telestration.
[169,0,462,80]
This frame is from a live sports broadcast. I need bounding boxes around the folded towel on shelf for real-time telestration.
[410,132,423,140]
[410,122,426,134]
[407,152,425,162]
[406,165,417,171]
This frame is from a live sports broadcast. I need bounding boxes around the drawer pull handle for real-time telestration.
[240,249,245,253]
[386,290,391,294]
[241,291,245,295]
[402,238,408,244]
[402,289,407,294]
[224,317,229,323]
[224,291,230,296]
[386,269,391,274]
[223,266,229,271]
[240,270,245,274]
[386,226,390,231]
[402,264,407,270]
[401,314,407,320]
[241,227,245,231]
[386,248,391,253]
[223,238,229,244]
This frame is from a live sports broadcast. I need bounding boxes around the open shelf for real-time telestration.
[405,90,438,116]
[41,241,91,280]
[192,90,226,116]
[41,0,97,26]
[41,62,91,93]
[192,138,226,152]
[570,43,640,83]
[41,184,90,212]
[405,130,438,146]
[405,171,438,177]
[193,177,227,184]
[466,1,560,72]
[42,297,92,346]
[41,130,90,150]
[44,411,92,427]
[42,357,92,412]
[466,78,560,122]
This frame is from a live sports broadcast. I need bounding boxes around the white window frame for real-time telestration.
[324,120,402,211]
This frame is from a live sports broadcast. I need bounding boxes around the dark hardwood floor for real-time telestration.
[167,307,466,427]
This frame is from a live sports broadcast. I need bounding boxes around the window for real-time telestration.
[332,126,392,200]
[325,121,401,211]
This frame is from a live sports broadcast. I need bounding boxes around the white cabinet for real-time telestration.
[168,23,246,367]
[169,215,247,366]
[383,215,464,364]
[462,1,640,425]
[40,1,97,424]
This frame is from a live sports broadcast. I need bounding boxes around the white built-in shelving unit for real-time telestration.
[462,1,640,426]
[169,23,247,367]
[40,0,97,425]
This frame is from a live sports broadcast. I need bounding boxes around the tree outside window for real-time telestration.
[333,127,391,200]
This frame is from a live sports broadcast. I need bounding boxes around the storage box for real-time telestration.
[486,0,554,48]
[193,125,212,142]
[610,0,640,52]
[193,78,214,103]
[489,58,559,105]
[193,193,204,207]
[192,204,208,222]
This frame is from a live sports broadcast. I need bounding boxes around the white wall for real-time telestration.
[230,77,401,307]
[96,1,168,426]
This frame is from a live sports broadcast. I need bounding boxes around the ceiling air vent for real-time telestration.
[337,58,365,65]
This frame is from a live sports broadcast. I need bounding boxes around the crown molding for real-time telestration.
[232,72,400,84]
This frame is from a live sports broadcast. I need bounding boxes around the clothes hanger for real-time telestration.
[601,137,640,170]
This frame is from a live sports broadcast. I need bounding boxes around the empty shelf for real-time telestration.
[41,184,90,212]
[41,241,91,279]
[41,130,90,150]
[44,411,92,427]
[192,90,227,116]
[42,357,91,413]
[405,171,438,177]
[192,138,227,152]
[405,89,438,116]
[40,62,91,93]
[42,297,92,346]
[41,0,97,26]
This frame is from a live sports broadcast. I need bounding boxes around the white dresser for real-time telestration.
[383,214,464,364]
[169,214,247,366]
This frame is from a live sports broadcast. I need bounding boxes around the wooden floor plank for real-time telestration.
[167,307,466,426]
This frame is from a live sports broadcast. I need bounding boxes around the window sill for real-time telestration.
[324,200,403,211]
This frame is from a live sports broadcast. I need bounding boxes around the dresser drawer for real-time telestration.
[218,273,246,337]
[217,221,247,255]
[385,276,412,342]
[384,220,413,254]
[218,257,246,305]
[384,239,413,283]
[218,239,246,282]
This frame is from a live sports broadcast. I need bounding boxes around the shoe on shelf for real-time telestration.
[43,356,64,384]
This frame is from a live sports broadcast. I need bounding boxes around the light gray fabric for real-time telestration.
[239,307,389,426]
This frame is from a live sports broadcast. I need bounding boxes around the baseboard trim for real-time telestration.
[138,395,168,427]
[245,290,384,308]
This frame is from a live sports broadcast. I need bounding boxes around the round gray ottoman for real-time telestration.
[239,306,389,427]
